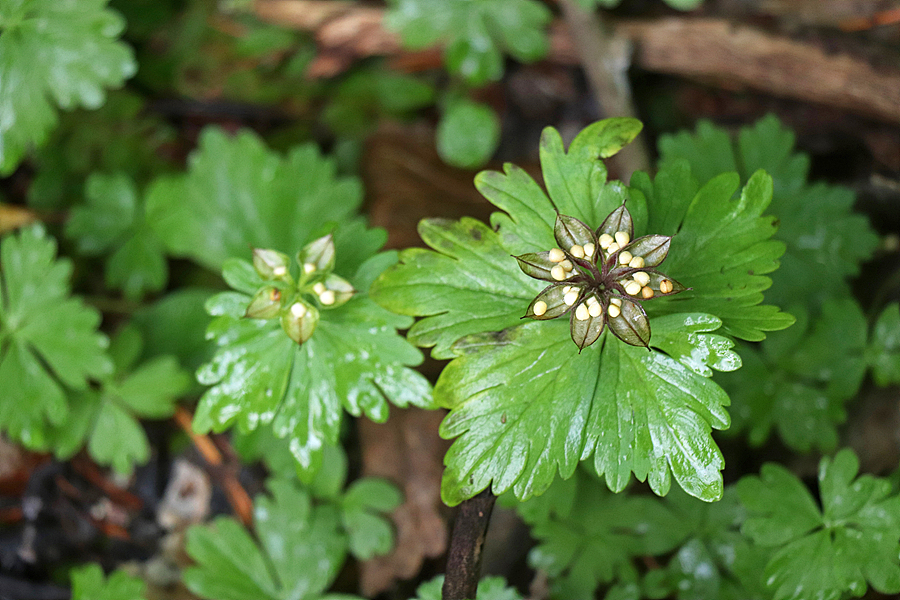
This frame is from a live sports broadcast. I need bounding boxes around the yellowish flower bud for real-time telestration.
[610,297,622,307]
[629,256,645,269]
[303,262,316,274]
[583,242,595,258]
[641,286,655,299]
[615,231,630,247]
[575,303,590,321]
[290,302,307,318]
[551,265,568,281]
[618,251,633,265]
[313,282,326,295]
[548,248,566,262]
[608,303,621,318]
[598,234,614,249]
[660,279,674,294]
[607,242,620,254]
[588,302,602,318]
[570,244,585,259]
[633,271,650,286]
[533,300,548,316]
[319,290,336,305]
[625,281,642,296]
[564,290,579,306]
[560,260,573,271]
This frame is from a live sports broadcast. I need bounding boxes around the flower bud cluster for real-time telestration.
[245,234,355,344]
[514,205,686,350]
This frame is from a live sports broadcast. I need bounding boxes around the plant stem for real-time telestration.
[442,488,497,600]
[558,0,650,180]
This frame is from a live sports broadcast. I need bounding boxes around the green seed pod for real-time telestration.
[245,285,283,319]
[252,248,291,281]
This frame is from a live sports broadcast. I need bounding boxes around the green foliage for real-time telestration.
[737,449,900,600]
[412,575,523,600]
[385,0,551,86]
[518,471,691,599]
[50,326,189,474]
[341,477,403,560]
[868,303,900,385]
[437,99,501,168]
[0,0,136,174]
[28,90,174,209]
[145,127,381,275]
[373,117,792,505]
[184,478,363,600]
[323,67,436,137]
[66,172,168,300]
[0,225,112,449]
[659,116,887,453]
[70,564,146,600]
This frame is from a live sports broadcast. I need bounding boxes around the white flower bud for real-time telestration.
[319,290,336,305]
[588,302,602,318]
[548,248,566,262]
[303,262,316,274]
[551,265,568,281]
[290,302,307,318]
[313,282,326,294]
[633,271,650,286]
[575,303,590,321]
[564,290,579,306]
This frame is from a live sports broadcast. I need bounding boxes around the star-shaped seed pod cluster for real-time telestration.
[245,234,355,344]
[514,204,686,350]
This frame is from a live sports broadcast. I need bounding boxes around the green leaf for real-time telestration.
[27,90,175,210]
[632,168,794,341]
[195,256,432,477]
[184,479,347,600]
[662,0,704,9]
[145,127,380,273]
[50,331,189,474]
[70,564,146,600]
[737,449,900,600]
[436,320,731,505]
[412,575,524,600]
[867,303,900,385]
[0,225,111,449]
[720,297,867,453]
[659,115,878,313]
[371,218,541,359]
[385,0,551,86]
[66,172,168,300]
[437,99,500,169]
[340,477,402,560]
[524,472,691,600]
[0,0,136,174]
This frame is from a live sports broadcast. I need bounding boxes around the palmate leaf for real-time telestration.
[519,471,691,600]
[0,0,136,174]
[70,564,146,600]
[0,225,111,449]
[145,126,384,276]
[184,479,358,600]
[194,256,432,475]
[50,328,190,474]
[412,575,523,600]
[66,172,168,300]
[737,449,900,600]
[658,115,878,312]
[385,0,551,86]
[720,297,867,453]
[373,118,786,504]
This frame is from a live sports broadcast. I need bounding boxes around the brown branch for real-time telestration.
[251,1,900,124]
[442,488,496,600]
